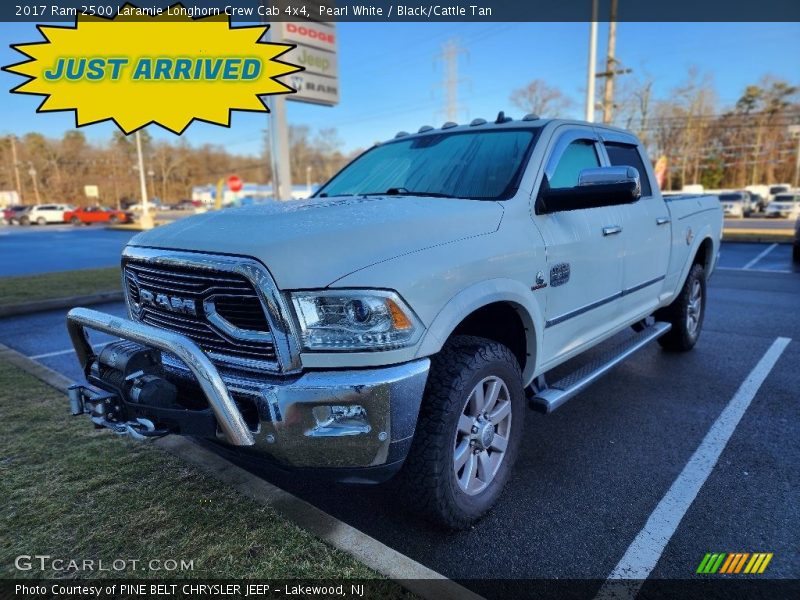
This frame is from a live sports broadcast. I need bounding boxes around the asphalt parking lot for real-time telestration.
[0,241,797,596]
[0,225,135,276]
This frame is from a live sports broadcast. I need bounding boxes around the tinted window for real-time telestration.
[719,193,744,201]
[316,130,538,200]
[549,140,600,189]
[604,143,653,196]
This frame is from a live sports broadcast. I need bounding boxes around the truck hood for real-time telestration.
[129,196,504,289]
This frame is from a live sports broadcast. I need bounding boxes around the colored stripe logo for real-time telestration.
[696,552,773,574]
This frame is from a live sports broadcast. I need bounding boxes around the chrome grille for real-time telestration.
[124,259,277,368]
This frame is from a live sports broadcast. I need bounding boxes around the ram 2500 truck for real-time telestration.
[66,115,722,528]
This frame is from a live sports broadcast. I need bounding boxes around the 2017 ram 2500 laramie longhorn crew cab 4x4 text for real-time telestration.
[66,116,722,528]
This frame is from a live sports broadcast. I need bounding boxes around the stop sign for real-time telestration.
[227,175,243,192]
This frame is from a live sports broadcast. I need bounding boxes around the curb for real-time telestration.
[0,291,124,318]
[0,342,483,600]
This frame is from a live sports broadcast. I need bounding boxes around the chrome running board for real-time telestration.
[529,322,672,414]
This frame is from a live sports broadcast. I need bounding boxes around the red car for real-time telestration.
[64,206,132,225]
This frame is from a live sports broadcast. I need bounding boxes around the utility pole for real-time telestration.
[596,0,631,124]
[27,165,41,204]
[9,136,23,203]
[585,0,598,122]
[790,125,800,188]
[437,39,467,122]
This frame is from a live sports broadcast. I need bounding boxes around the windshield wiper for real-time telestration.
[360,188,455,198]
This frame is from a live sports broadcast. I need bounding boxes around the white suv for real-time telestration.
[21,204,74,225]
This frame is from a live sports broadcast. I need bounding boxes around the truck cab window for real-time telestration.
[549,140,600,189]
[604,143,653,197]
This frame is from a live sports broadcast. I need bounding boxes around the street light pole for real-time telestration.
[135,130,154,229]
[585,0,598,122]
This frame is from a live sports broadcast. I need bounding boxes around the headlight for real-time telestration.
[290,290,422,351]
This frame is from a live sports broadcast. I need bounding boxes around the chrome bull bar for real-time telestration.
[66,307,255,446]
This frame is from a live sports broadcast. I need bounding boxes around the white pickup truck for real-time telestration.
[66,115,722,528]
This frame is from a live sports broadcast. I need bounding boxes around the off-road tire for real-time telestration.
[656,263,706,352]
[401,335,524,529]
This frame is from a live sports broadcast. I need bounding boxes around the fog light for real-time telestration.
[307,405,371,437]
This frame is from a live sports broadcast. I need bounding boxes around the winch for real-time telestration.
[69,340,216,439]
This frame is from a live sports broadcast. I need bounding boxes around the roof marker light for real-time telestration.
[470,118,487,126]
[418,125,434,133]
[441,121,458,129]
[394,131,409,138]
[522,113,540,121]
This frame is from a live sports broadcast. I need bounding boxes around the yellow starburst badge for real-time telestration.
[3,3,303,134]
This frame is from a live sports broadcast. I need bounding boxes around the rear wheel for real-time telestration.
[656,263,706,352]
[36,217,47,226]
[109,215,119,224]
[401,335,524,529]
[19,216,30,226]
[70,217,81,225]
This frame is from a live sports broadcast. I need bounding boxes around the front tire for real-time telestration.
[36,217,47,226]
[656,263,706,352]
[401,336,524,529]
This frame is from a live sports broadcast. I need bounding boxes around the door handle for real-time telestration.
[602,225,623,236]
[656,216,671,225]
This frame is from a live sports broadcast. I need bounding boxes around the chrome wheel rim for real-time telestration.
[453,375,512,495]
[686,279,702,337]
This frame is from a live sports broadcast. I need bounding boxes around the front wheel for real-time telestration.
[656,263,706,352]
[401,335,524,529]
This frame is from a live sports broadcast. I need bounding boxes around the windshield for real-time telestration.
[719,193,744,201]
[315,129,538,200]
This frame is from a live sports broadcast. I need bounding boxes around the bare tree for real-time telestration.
[509,79,573,117]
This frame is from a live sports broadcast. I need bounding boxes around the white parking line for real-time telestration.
[717,266,793,274]
[596,336,791,598]
[30,342,109,360]
[742,243,778,270]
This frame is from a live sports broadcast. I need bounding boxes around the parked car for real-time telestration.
[1,205,27,225]
[18,203,74,225]
[793,216,800,263]
[747,191,767,213]
[64,206,132,225]
[767,184,792,204]
[764,193,800,219]
[174,200,200,211]
[719,191,753,218]
[66,116,722,528]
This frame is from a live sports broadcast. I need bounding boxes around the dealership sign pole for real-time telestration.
[265,2,339,201]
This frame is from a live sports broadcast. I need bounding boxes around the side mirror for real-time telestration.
[538,166,641,214]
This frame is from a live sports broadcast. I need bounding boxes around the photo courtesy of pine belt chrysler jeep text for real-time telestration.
[66,114,722,528]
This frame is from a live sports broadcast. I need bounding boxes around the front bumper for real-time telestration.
[66,307,430,477]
